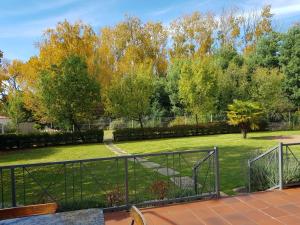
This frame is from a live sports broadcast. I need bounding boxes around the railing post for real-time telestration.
[11,168,16,207]
[248,160,251,193]
[193,167,198,195]
[214,147,220,198]
[124,157,129,208]
[278,142,283,190]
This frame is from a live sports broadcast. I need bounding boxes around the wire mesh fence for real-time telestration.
[249,143,300,192]
[0,149,219,211]
[282,143,300,187]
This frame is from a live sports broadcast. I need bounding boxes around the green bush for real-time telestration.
[113,122,242,141]
[0,130,104,151]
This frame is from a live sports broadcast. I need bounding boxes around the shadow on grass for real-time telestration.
[249,135,294,140]
[0,147,62,165]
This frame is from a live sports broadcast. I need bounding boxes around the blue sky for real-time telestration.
[1,0,300,61]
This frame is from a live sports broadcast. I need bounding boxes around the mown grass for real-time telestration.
[0,130,299,208]
[116,130,300,195]
[0,141,207,210]
[0,144,114,166]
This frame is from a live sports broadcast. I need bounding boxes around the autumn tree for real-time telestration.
[38,20,98,74]
[97,16,168,89]
[217,8,241,49]
[38,55,100,131]
[0,59,25,112]
[20,21,100,122]
[241,5,274,54]
[169,12,217,60]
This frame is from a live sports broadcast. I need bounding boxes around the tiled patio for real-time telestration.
[105,187,300,225]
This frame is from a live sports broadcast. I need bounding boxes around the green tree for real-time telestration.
[279,25,300,108]
[150,78,171,118]
[250,67,293,118]
[6,91,28,132]
[166,59,187,116]
[216,62,251,112]
[215,45,243,70]
[227,100,263,138]
[104,67,154,128]
[39,55,100,132]
[248,32,281,70]
[178,57,218,124]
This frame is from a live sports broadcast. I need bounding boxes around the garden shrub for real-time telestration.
[113,122,239,141]
[0,129,104,150]
[150,180,170,200]
[106,185,125,207]
[168,116,187,127]
[113,121,268,141]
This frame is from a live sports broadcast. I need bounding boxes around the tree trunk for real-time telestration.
[72,120,85,142]
[195,115,199,126]
[241,129,247,139]
[138,116,144,129]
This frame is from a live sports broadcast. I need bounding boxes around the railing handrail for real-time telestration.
[193,150,215,170]
[0,148,213,169]
[249,145,279,164]
[282,142,300,146]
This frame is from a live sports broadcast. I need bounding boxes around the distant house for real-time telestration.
[0,116,11,134]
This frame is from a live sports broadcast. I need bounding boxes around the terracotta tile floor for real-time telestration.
[105,187,300,225]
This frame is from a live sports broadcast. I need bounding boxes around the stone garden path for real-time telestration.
[104,140,195,189]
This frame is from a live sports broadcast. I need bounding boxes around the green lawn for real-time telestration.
[0,144,114,166]
[116,130,300,195]
[1,129,299,208]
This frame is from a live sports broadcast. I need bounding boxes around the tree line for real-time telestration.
[0,5,299,131]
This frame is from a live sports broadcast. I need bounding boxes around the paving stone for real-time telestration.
[170,176,197,189]
[134,157,148,162]
[156,167,179,176]
[140,161,161,169]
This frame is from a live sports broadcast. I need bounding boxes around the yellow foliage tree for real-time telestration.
[169,12,217,60]
[97,16,168,90]
[21,21,99,123]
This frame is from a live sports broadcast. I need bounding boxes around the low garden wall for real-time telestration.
[0,130,104,150]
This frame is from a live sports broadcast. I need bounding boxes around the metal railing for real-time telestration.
[0,148,219,211]
[248,142,300,192]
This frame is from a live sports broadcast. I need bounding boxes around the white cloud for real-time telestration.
[272,3,300,16]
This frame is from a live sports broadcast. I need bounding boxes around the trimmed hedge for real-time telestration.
[113,122,241,141]
[0,130,104,151]
[113,122,268,142]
